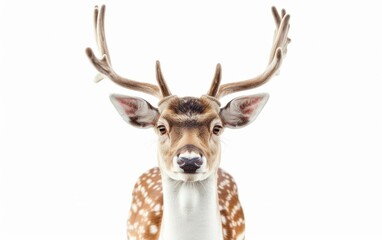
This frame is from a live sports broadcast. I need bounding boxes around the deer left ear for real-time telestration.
[220,93,269,128]
[109,94,159,128]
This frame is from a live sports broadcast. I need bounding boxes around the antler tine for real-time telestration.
[156,61,172,97]
[269,6,291,66]
[85,5,163,98]
[216,7,291,99]
[95,5,112,67]
[207,63,222,97]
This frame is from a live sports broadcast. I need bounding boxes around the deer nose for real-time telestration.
[177,155,203,173]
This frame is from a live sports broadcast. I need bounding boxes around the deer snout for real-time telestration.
[176,145,204,173]
[177,155,203,173]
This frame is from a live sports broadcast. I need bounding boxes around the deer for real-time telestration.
[86,5,290,240]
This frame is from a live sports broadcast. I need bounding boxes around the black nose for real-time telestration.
[177,156,203,173]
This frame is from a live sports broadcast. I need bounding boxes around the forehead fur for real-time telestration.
[159,96,220,124]
[170,97,207,116]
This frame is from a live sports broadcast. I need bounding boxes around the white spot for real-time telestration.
[145,197,153,205]
[139,209,144,215]
[221,216,226,225]
[237,232,245,240]
[153,203,161,212]
[132,204,137,212]
[227,193,233,201]
[150,225,158,234]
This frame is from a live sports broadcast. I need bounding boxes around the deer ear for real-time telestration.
[109,94,159,128]
[220,93,269,128]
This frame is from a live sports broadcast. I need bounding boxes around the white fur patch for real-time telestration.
[159,174,223,240]
[236,232,245,240]
[153,203,161,212]
[150,225,158,234]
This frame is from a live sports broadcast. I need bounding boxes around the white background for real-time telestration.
[1,0,381,240]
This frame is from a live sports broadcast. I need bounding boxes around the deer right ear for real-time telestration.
[109,94,159,128]
[220,93,269,128]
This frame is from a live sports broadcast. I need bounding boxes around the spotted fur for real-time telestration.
[127,167,244,240]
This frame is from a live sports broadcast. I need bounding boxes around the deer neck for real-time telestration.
[159,171,223,240]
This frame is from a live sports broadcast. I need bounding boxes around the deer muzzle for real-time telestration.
[176,145,204,174]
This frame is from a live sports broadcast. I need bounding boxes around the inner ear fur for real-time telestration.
[220,93,269,128]
[109,94,159,128]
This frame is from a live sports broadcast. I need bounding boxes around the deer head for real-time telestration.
[86,5,290,183]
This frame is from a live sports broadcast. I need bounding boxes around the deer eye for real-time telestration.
[157,125,167,135]
[212,125,223,135]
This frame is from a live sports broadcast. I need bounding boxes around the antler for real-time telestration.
[207,63,222,97]
[208,6,291,99]
[85,5,171,98]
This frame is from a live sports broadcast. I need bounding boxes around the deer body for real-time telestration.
[127,167,244,240]
[86,5,290,240]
